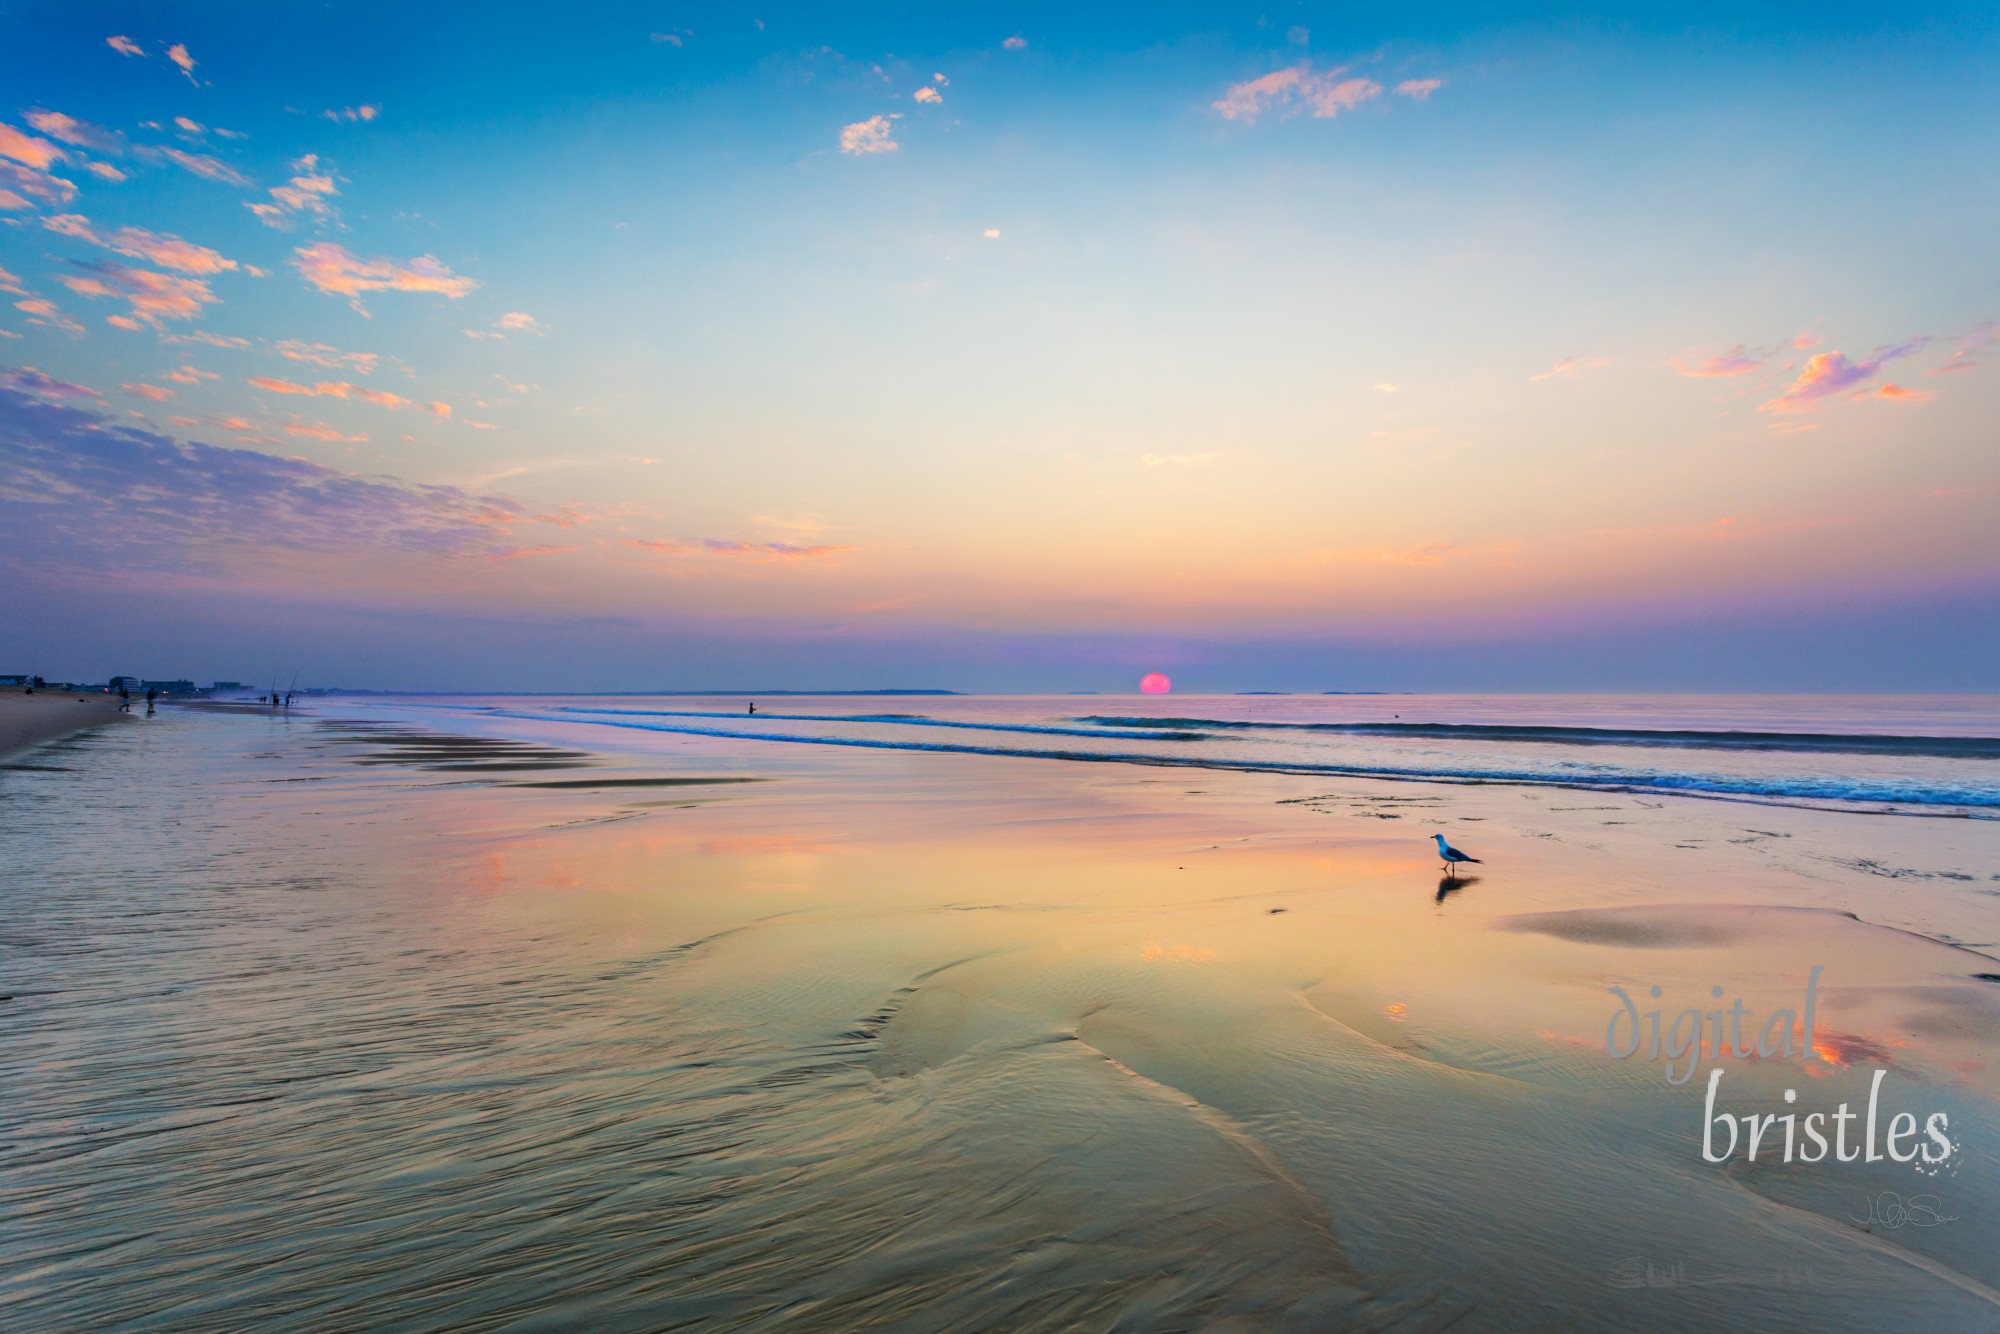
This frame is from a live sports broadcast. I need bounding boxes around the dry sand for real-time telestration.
[0,689,128,760]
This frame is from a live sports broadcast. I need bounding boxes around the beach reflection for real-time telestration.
[2,704,1996,1330]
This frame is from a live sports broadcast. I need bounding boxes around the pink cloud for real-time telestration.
[26,111,126,154]
[0,265,23,296]
[285,423,365,442]
[58,262,217,326]
[107,35,145,57]
[43,214,239,275]
[2,367,101,400]
[839,116,899,155]
[15,297,85,336]
[1761,338,1925,412]
[481,544,575,562]
[246,376,417,410]
[152,147,250,187]
[247,155,339,228]
[704,538,853,561]
[85,162,128,182]
[0,125,67,170]
[1858,383,1935,405]
[1394,78,1444,101]
[624,537,853,562]
[495,311,546,334]
[323,105,381,123]
[291,242,479,313]
[161,330,250,349]
[1791,332,1822,350]
[1003,35,1027,50]
[1925,320,1995,377]
[0,159,78,207]
[914,86,942,104]
[167,44,198,84]
[1669,346,1761,378]
[123,383,176,401]
[1213,64,1384,122]
[273,340,378,373]
[1529,354,1610,382]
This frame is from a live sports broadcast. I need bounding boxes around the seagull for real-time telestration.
[1433,833,1482,875]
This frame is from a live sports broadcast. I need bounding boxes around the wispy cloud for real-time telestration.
[0,265,23,296]
[167,44,199,85]
[148,146,251,187]
[482,544,574,562]
[624,537,853,562]
[273,339,377,373]
[1213,64,1383,122]
[12,298,84,336]
[1529,354,1610,381]
[26,109,129,156]
[1857,383,1935,405]
[1761,338,1926,412]
[1,367,101,401]
[914,86,942,104]
[839,115,899,155]
[495,311,546,334]
[322,105,381,123]
[244,375,446,415]
[1394,78,1444,100]
[0,124,67,171]
[247,154,338,228]
[284,422,366,441]
[292,242,479,313]
[0,159,78,208]
[161,330,251,350]
[123,382,176,401]
[106,35,145,58]
[1003,35,1027,50]
[1669,345,1761,378]
[1925,320,1995,377]
[43,214,239,275]
[0,377,539,566]
[58,261,218,327]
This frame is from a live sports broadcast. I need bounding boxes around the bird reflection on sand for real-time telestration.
[1436,874,1480,904]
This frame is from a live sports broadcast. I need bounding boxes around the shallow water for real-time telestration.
[3,697,1998,1329]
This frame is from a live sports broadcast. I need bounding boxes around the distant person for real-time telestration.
[118,686,131,713]
[748,702,757,715]
[146,687,158,713]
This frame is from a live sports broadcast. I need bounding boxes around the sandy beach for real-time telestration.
[0,688,129,760]
[2,695,1996,1329]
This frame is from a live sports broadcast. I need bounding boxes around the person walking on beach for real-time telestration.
[748,702,756,715]
[145,686,157,714]
[118,686,131,713]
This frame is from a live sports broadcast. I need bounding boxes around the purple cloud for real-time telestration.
[0,374,533,569]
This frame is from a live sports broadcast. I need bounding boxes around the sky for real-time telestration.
[1,2,1996,691]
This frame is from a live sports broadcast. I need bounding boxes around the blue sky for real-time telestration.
[1,3,1995,689]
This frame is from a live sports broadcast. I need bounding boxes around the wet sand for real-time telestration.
[0,689,127,760]
[2,704,1996,1329]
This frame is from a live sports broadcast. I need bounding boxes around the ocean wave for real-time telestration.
[440,706,2000,815]
[557,706,1202,744]
[1074,717,2000,760]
